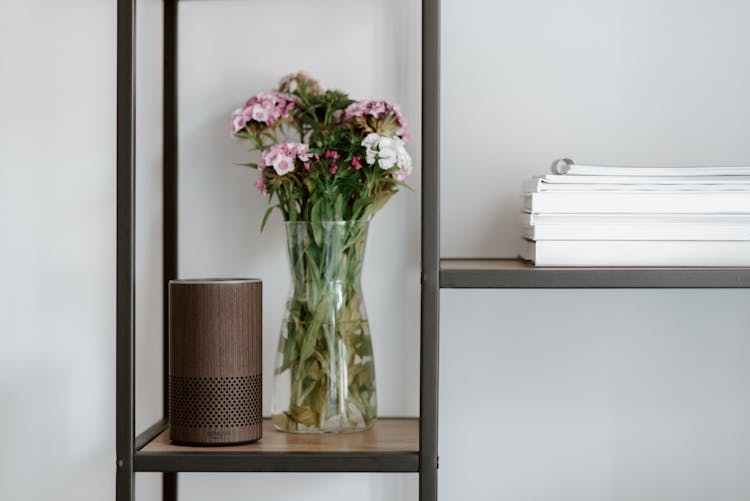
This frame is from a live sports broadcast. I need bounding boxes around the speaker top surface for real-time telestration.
[170,278,261,285]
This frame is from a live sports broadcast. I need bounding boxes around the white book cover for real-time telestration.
[552,163,750,177]
[520,239,750,266]
[523,212,750,226]
[524,191,750,214]
[523,178,750,193]
[521,213,750,240]
[538,174,750,185]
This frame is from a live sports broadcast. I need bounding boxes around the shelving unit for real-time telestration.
[116,1,750,500]
[116,0,438,500]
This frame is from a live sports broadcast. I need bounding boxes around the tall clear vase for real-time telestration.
[271,221,377,433]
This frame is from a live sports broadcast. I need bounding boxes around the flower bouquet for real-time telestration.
[231,73,413,433]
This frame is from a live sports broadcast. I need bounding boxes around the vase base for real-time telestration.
[271,414,377,434]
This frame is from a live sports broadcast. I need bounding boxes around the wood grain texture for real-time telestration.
[168,279,263,444]
[143,418,419,453]
[169,279,262,378]
[440,258,530,270]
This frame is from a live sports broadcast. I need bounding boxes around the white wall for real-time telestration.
[3,0,750,500]
[0,0,116,499]
[440,0,750,500]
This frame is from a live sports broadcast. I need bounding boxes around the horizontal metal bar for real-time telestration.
[134,451,419,473]
[440,267,750,289]
[135,419,169,451]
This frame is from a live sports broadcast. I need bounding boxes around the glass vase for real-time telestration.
[271,221,377,433]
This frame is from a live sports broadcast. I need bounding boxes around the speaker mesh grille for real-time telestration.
[169,375,262,428]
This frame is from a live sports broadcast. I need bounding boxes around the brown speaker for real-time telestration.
[168,279,262,445]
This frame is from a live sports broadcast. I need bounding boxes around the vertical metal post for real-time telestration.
[420,0,440,500]
[162,0,178,427]
[163,0,179,499]
[117,0,136,499]
[163,472,178,500]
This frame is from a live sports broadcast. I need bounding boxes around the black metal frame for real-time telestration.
[116,0,441,499]
[135,452,420,473]
[440,262,750,289]
[116,0,135,499]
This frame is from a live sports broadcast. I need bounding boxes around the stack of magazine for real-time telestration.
[521,159,750,266]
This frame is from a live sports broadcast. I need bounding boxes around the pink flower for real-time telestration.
[343,99,409,140]
[230,91,297,133]
[294,143,310,162]
[230,107,249,133]
[329,164,338,175]
[260,143,311,176]
[277,72,321,94]
[250,105,269,123]
[392,170,409,181]
[275,156,294,175]
[351,157,362,170]
[303,163,311,172]
[324,150,340,160]
[255,175,268,195]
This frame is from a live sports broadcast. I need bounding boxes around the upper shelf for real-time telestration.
[440,259,750,289]
[135,418,419,473]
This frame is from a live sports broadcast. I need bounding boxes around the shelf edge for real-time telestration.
[134,451,419,473]
[440,263,750,289]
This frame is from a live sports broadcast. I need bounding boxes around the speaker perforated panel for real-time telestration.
[169,375,262,428]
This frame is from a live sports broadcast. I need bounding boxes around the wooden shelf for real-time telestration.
[440,258,750,289]
[135,418,419,473]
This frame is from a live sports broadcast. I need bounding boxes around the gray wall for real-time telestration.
[2,0,750,500]
[0,0,116,499]
[440,2,750,499]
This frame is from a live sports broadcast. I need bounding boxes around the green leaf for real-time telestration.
[362,191,396,219]
[307,360,322,381]
[311,200,323,245]
[272,413,289,429]
[299,330,317,364]
[333,193,344,221]
[308,298,331,342]
[298,378,319,403]
[387,178,414,191]
[260,205,276,232]
[290,405,317,426]
[278,331,298,373]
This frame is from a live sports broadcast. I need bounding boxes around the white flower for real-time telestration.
[376,137,398,169]
[362,133,379,157]
[362,133,380,165]
[394,141,412,173]
[361,133,412,179]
